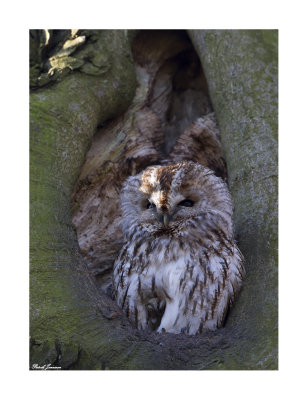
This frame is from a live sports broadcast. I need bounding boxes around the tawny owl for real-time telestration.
[113,161,244,335]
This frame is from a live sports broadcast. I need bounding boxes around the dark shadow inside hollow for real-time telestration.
[71,30,225,307]
[132,30,213,155]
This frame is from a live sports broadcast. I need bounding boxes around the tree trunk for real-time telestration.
[30,29,278,370]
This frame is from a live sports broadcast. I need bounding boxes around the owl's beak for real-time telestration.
[157,205,170,227]
[163,214,169,227]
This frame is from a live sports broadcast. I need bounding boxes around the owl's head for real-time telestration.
[120,161,233,241]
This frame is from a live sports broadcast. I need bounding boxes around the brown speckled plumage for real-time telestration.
[113,161,244,335]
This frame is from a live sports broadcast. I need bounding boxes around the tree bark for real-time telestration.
[30,29,278,370]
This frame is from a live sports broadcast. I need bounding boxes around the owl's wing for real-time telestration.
[198,245,244,331]
[113,245,131,307]
[161,245,244,335]
[113,246,150,330]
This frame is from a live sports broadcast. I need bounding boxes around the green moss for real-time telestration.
[189,29,278,369]
[30,30,137,368]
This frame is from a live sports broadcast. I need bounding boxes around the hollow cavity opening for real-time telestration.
[71,30,223,295]
[132,30,213,156]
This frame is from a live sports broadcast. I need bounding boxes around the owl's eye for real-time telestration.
[178,199,194,207]
[146,201,156,210]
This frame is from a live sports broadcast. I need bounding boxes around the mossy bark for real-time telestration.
[188,30,278,368]
[30,29,278,369]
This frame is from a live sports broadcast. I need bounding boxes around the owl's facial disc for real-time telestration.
[137,163,208,235]
[145,200,169,227]
[143,191,197,231]
[145,199,170,228]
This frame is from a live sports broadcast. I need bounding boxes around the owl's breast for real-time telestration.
[140,250,189,300]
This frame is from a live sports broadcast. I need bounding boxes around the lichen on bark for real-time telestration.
[30,29,278,370]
